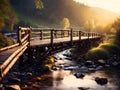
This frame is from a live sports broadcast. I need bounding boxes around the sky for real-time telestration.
[74,0,120,14]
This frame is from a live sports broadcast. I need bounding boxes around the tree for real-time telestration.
[113,16,120,31]
[112,16,120,46]
[0,0,18,32]
[61,18,70,29]
[84,19,95,32]
[34,0,44,9]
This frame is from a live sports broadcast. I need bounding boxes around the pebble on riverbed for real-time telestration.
[97,59,106,66]
[74,73,85,78]
[78,87,90,90]
[95,77,108,85]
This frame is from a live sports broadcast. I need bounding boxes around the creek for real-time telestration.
[21,49,120,90]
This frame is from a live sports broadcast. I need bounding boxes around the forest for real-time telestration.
[0,0,119,33]
[0,0,120,48]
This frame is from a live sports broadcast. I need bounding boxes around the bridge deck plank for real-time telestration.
[0,36,97,66]
[0,46,22,65]
[30,36,89,46]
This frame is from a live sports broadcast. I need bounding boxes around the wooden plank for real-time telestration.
[0,42,29,72]
[1,46,27,78]
[0,43,19,52]
[21,34,29,43]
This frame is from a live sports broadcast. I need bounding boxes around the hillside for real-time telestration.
[10,0,118,28]
[0,0,119,32]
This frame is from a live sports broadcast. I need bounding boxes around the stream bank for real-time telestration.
[1,49,120,90]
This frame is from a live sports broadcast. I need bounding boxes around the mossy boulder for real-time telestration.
[85,47,110,60]
[99,43,120,55]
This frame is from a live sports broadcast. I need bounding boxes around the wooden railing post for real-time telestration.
[0,67,2,79]
[70,28,73,45]
[54,30,57,38]
[17,27,22,45]
[40,30,43,40]
[28,26,32,45]
[68,30,70,37]
[61,30,64,38]
[88,32,90,39]
[79,31,81,40]
[91,32,93,38]
[51,29,54,45]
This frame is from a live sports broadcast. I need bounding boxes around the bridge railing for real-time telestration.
[0,27,31,80]
[31,28,102,45]
[17,26,31,45]
[0,26,102,81]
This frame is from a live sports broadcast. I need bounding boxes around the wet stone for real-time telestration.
[111,61,119,66]
[97,59,106,66]
[79,66,89,72]
[85,60,94,67]
[78,87,90,90]
[95,77,108,85]
[96,66,103,70]
[9,78,21,84]
[74,73,85,78]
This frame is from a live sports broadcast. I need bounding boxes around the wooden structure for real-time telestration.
[0,26,103,81]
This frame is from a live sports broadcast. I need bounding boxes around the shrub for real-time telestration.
[0,33,14,48]
[85,47,110,60]
[114,30,120,46]
[44,56,55,69]
[99,43,120,55]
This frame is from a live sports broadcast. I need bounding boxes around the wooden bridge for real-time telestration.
[0,27,103,81]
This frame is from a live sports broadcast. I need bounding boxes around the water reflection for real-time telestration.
[37,69,118,90]
[23,49,120,90]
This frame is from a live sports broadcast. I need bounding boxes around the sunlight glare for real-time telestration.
[74,0,120,14]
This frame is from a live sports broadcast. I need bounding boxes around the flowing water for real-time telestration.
[22,49,120,90]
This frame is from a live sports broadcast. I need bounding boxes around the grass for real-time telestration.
[85,47,110,60]
[99,43,120,55]
[0,33,14,49]
[85,32,120,60]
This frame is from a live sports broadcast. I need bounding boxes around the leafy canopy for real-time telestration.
[61,18,70,29]
[34,0,44,9]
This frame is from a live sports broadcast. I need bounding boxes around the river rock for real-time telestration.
[74,73,85,78]
[96,66,103,70]
[10,78,21,84]
[111,61,119,66]
[26,72,32,77]
[95,77,108,85]
[97,59,106,65]
[80,66,88,71]
[85,60,94,67]
[5,85,21,90]
[78,87,90,90]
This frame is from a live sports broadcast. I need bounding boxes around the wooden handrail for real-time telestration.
[0,42,29,78]
[0,26,103,81]
[0,43,19,52]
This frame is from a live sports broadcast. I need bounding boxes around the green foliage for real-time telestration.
[61,18,70,29]
[114,30,120,46]
[34,0,44,9]
[99,43,120,55]
[113,16,120,31]
[0,33,14,48]
[10,0,118,29]
[44,56,55,69]
[0,0,18,32]
[86,47,110,60]
[111,17,120,46]
[84,19,95,32]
